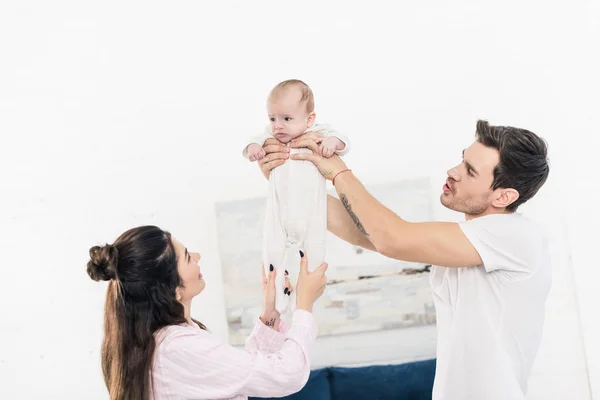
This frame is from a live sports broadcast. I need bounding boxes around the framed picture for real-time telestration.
[215,177,437,366]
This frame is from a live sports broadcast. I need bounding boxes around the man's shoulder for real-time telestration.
[461,213,550,275]
[463,212,546,238]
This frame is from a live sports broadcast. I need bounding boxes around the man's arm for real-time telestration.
[333,172,482,267]
[327,194,376,251]
[289,137,483,267]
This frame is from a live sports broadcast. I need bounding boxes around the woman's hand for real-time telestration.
[260,264,281,330]
[295,251,328,313]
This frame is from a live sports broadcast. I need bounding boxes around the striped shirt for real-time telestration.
[151,310,316,399]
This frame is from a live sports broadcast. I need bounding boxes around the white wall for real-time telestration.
[0,1,598,399]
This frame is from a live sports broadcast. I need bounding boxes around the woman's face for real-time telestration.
[172,238,205,302]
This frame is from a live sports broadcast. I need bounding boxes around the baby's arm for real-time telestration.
[243,128,273,162]
[309,123,351,158]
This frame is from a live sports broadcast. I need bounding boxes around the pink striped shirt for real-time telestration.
[151,310,316,399]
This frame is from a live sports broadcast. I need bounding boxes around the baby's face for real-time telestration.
[267,89,315,143]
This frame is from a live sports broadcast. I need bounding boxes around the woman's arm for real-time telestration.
[157,310,316,398]
[245,317,288,354]
[246,266,295,354]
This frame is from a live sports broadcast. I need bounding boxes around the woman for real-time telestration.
[87,225,328,400]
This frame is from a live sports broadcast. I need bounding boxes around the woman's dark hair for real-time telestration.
[87,225,205,400]
[475,120,550,211]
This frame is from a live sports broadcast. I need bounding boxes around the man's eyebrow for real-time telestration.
[462,149,479,175]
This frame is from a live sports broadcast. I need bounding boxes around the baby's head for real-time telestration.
[267,79,316,143]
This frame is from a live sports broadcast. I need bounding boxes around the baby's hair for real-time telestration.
[269,79,314,113]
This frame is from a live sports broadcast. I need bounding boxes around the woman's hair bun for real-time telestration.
[87,244,119,282]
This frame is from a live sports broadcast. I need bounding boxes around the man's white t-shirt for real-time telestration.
[430,213,552,400]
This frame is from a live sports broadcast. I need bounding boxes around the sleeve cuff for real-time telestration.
[278,320,290,334]
[291,309,317,340]
[335,142,350,156]
[458,220,490,271]
[250,318,286,352]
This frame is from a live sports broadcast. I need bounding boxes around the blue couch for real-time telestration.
[251,359,436,400]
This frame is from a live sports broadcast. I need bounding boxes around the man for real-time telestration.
[257,120,551,400]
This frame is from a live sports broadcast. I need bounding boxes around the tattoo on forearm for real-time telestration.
[340,194,369,236]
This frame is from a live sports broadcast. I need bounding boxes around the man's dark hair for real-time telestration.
[475,120,549,211]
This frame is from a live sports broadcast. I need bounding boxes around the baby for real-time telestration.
[242,79,350,314]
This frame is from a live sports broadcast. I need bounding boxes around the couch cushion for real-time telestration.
[329,359,436,400]
[249,368,331,400]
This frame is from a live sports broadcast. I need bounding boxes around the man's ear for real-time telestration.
[492,188,519,210]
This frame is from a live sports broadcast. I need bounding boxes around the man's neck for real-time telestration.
[464,208,514,221]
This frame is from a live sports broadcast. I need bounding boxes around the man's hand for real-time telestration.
[298,130,324,142]
[257,138,289,180]
[290,137,349,181]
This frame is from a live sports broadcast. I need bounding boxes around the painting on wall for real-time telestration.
[214,177,437,349]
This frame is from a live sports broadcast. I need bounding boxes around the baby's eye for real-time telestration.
[269,117,275,122]
[284,117,292,121]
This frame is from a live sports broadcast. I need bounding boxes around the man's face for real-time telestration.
[441,141,501,217]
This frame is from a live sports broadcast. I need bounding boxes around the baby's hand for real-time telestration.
[319,137,343,158]
[246,143,266,162]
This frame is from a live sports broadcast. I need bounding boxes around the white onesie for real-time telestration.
[243,123,350,314]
